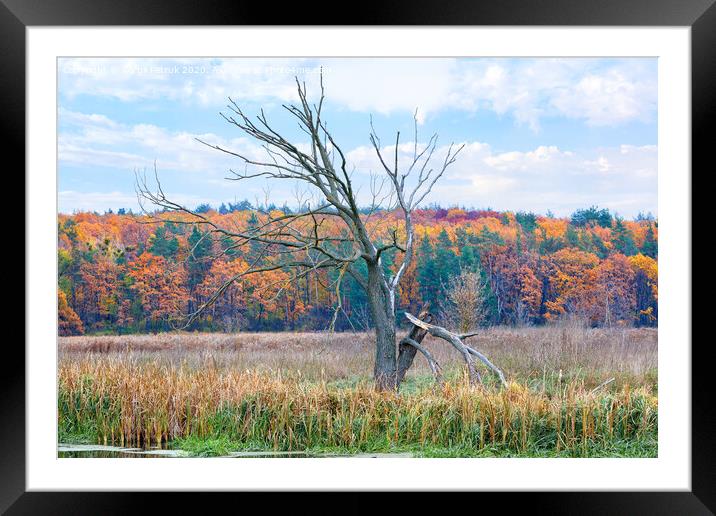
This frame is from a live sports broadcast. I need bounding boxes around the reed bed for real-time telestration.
[59,324,657,391]
[58,355,657,457]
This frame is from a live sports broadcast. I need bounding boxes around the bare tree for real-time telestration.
[439,268,488,333]
[136,74,463,390]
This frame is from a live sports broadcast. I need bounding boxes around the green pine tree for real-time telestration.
[641,223,658,258]
[565,224,580,248]
[187,226,213,289]
[591,233,609,259]
[612,217,638,256]
[417,234,440,307]
[149,224,179,258]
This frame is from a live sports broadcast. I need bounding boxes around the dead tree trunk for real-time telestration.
[396,304,433,387]
[367,262,398,390]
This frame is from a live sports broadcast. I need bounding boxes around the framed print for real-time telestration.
[6,0,710,512]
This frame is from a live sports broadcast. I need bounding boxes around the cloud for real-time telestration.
[427,142,657,215]
[59,58,320,106]
[550,69,656,126]
[339,135,656,215]
[59,108,265,174]
[58,109,657,217]
[59,145,149,170]
[451,59,657,130]
[484,145,572,171]
[59,57,656,129]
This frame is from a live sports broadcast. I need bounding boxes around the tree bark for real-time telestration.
[396,304,432,388]
[401,337,443,385]
[367,262,397,390]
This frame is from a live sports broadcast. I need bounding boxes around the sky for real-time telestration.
[58,57,658,218]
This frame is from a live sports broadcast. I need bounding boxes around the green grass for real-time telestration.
[172,436,240,457]
[169,435,657,458]
[58,428,97,445]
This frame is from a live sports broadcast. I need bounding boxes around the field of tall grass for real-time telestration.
[58,323,658,457]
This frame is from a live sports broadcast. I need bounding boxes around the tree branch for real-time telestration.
[404,312,507,388]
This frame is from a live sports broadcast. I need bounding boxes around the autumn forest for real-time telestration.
[58,204,658,336]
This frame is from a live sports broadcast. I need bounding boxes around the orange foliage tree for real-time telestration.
[58,290,84,336]
[127,252,189,329]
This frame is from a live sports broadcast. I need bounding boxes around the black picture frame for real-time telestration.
[5,0,709,512]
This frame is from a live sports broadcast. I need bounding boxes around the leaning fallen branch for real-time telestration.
[404,312,508,388]
[401,337,444,385]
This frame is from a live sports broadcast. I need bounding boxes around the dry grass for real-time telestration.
[59,323,657,390]
[59,359,656,455]
[58,324,657,456]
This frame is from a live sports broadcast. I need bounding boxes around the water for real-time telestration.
[58,443,188,458]
[58,443,413,458]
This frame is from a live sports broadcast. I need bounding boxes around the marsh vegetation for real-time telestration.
[59,323,657,457]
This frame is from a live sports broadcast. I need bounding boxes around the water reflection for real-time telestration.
[58,443,187,458]
[58,443,413,458]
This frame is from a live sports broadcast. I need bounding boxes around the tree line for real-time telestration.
[58,205,657,336]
